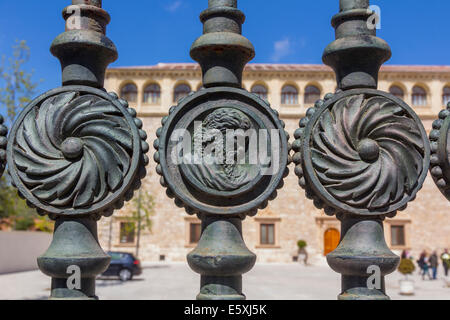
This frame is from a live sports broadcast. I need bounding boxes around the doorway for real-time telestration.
[324,228,340,256]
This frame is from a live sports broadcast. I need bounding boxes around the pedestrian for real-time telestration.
[419,251,432,280]
[417,251,426,276]
[401,250,408,259]
[430,251,439,280]
[441,249,450,277]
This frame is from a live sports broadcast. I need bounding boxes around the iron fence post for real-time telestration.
[154,0,290,300]
[6,0,148,299]
[293,0,430,300]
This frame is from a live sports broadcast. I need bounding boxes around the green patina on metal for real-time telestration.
[292,0,430,300]
[154,0,289,300]
[6,0,148,300]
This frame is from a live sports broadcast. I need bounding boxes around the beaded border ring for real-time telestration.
[7,86,149,220]
[293,89,430,217]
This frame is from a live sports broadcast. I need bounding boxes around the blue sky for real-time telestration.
[0,0,448,93]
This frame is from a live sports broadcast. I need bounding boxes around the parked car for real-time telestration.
[102,252,142,281]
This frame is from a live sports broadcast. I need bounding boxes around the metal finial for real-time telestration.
[7,1,148,300]
[292,0,429,300]
[155,0,289,300]
[323,0,391,89]
[50,0,118,88]
[190,0,255,88]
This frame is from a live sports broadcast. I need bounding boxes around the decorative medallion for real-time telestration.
[154,87,289,217]
[0,115,7,177]
[7,86,149,219]
[293,89,430,216]
[429,103,450,201]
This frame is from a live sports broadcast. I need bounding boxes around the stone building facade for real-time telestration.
[98,63,450,263]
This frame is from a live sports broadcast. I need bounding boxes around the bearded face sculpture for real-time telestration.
[183,108,259,192]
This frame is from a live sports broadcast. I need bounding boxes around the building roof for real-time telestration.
[108,63,450,73]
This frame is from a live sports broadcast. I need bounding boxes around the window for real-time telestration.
[119,222,135,244]
[251,84,268,100]
[412,86,427,106]
[281,85,298,105]
[304,85,321,105]
[174,84,191,102]
[143,84,161,104]
[391,225,406,247]
[389,85,404,99]
[443,87,450,106]
[260,224,275,245]
[120,83,138,103]
[189,223,202,244]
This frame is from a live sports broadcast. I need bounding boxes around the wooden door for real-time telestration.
[324,228,340,256]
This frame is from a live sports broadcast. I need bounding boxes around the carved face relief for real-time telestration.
[183,107,260,192]
[7,87,148,219]
[294,89,430,216]
[154,87,289,217]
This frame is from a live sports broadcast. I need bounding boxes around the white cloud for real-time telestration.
[165,1,182,13]
[270,37,292,62]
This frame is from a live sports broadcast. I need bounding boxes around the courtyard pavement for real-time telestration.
[1,261,449,300]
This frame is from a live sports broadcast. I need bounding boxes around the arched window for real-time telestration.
[120,83,137,103]
[304,85,321,105]
[251,84,268,100]
[443,87,450,106]
[389,85,404,99]
[412,86,427,106]
[281,85,298,105]
[173,84,191,102]
[143,84,161,104]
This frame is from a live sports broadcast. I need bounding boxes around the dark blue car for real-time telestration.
[102,252,142,281]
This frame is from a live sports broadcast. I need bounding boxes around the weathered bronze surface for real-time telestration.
[293,0,430,300]
[6,0,147,299]
[294,89,429,217]
[154,0,289,300]
[8,87,147,220]
[429,104,450,201]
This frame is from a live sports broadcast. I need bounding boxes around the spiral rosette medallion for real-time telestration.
[429,103,450,201]
[293,89,430,216]
[7,86,149,219]
[154,87,290,218]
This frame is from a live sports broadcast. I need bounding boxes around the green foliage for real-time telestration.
[123,190,155,234]
[13,216,35,231]
[297,240,307,249]
[0,40,50,232]
[34,216,54,233]
[0,176,52,232]
[0,40,40,127]
[398,258,416,275]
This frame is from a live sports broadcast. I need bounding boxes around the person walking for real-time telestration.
[419,251,432,280]
[441,249,450,277]
[417,251,426,276]
[430,251,439,280]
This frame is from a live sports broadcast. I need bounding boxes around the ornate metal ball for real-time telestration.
[357,138,380,162]
[293,89,430,216]
[154,87,289,217]
[429,103,450,201]
[7,86,149,219]
[61,137,84,159]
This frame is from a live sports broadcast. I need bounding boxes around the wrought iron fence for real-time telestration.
[1,0,447,300]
